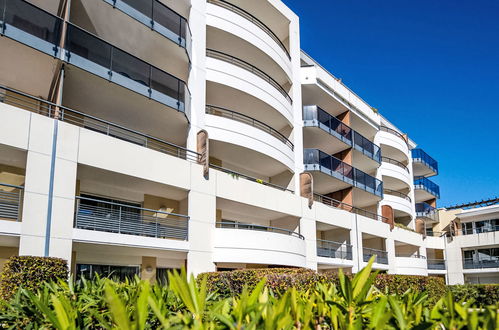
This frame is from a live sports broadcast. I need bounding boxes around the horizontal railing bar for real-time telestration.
[380,126,408,145]
[205,104,294,150]
[216,221,304,239]
[383,188,411,202]
[0,183,24,190]
[313,193,387,222]
[381,156,410,173]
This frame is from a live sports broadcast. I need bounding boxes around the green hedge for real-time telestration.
[199,268,446,304]
[448,284,499,306]
[0,256,68,300]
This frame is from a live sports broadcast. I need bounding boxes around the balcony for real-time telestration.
[395,255,428,275]
[363,247,388,264]
[206,104,293,150]
[384,189,411,203]
[414,177,440,200]
[0,85,199,162]
[314,193,386,222]
[216,221,303,239]
[412,148,438,177]
[381,156,409,174]
[304,149,383,199]
[317,239,352,260]
[427,259,446,270]
[416,202,439,222]
[463,259,499,269]
[74,196,189,240]
[0,183,23,222]
[206,49,292,105]
[100,0,192,58]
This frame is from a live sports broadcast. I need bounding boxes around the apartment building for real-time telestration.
[0,0,448,281]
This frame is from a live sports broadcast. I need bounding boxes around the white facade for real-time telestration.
[0,0,454,280]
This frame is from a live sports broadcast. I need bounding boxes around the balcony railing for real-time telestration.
[216,221,304,239]
[303,105,352,145]
[206,104,293,150]
[380,126,408,145]
[75,196,188,240]
[352,131,381,163]
[102,0,192,56]
[207,0,290,60]
[0,183,23,221]
[381,156,409,173]
[316,239,352,260]
[304,149,383,197]
[384,189,411,202]
[0,0,190,116]
[463,259,499,269]
[206,49,292,104]
[0,85,200,162]
[209,164,294,193]
[314,193,387,222]
[414,177,440,199]
[416,202,439,221]
[412,148,438,175]
[65,23,190,115]
[363,247,388,264]
[427,259,446,270]
[462,225,499,235]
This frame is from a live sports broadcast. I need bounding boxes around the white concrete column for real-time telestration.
[300,198,317,270]
[351,214,363,273]
[386,237,396,274]
[19,116,78,264]
[445,239,465,284]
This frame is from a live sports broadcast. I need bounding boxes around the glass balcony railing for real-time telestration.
[0,183,23,222]
[412,148,438,175]
[317,239,353,260]
[363,247,388,264]
[102,0,192,58]
[427,259,446,270]
[416,202,439,221]
[414,177,440,198]
[304,149,383,197]
[75,196,189,240]
[303,105,352,146]
[0,0,62,57]
[216,221,304,239]
[303,106,380,163]
[65,23,190,115]
[463,258,499,269]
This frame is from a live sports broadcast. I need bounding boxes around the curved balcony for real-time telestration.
[384,189,411,202]
[206,105,293,150]
[100,0,192,58]
[382,189,413,217]
[206,49,292,104]
[304,149,383,199]
[414,177,440,201]
[213,222,306,267]
[377,126,409,159]
[381,157,409,173]
[75,196,189,240]
[412,148,438,177]
[207,0,290,60]
[314,193,386,222]
[416,202,439,222]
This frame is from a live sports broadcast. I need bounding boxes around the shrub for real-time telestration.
[448,284,499,306]
[0,256,68,301]
[199,267,446,304]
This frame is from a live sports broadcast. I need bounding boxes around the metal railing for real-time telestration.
[381,156,409,173]
[75,196,188,240]
[314,194,387,222]
[352,131,381,163]
[0,85,200,162]
[462,225,499,235]
[427,259,446,270]
[397,254,426,259]
[207,0,290,60]
[0,183,23,221]
[316,239,352,260]
[105,0,192,54]
[414,177,440,198]
[412,148,438,175]
[384,189,411,202]
[209,164,294,193]
[363,247,388,264]
[206,105,293,150]
[206,49,292,104]
[216,221,304,239]
[304,149,383,197]
[380,126,408,145]
[303,105,352,145]
[463,259,499,269]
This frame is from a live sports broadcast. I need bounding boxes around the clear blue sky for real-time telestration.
[284,0,499,207]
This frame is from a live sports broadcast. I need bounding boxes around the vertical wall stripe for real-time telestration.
[44,120,58,256]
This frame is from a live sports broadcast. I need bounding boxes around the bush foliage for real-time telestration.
[0,257,496,329]
[199,267,446,304]
[0,256,68,301]
[449,284,499,306]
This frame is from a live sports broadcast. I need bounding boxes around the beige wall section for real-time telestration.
[141,256,157,283]
[143,194,180,215]
[0,247,18,273]
[434,209,461,233]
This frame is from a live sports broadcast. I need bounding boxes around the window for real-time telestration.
[76,264,139,281]
[462,222,473,235]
